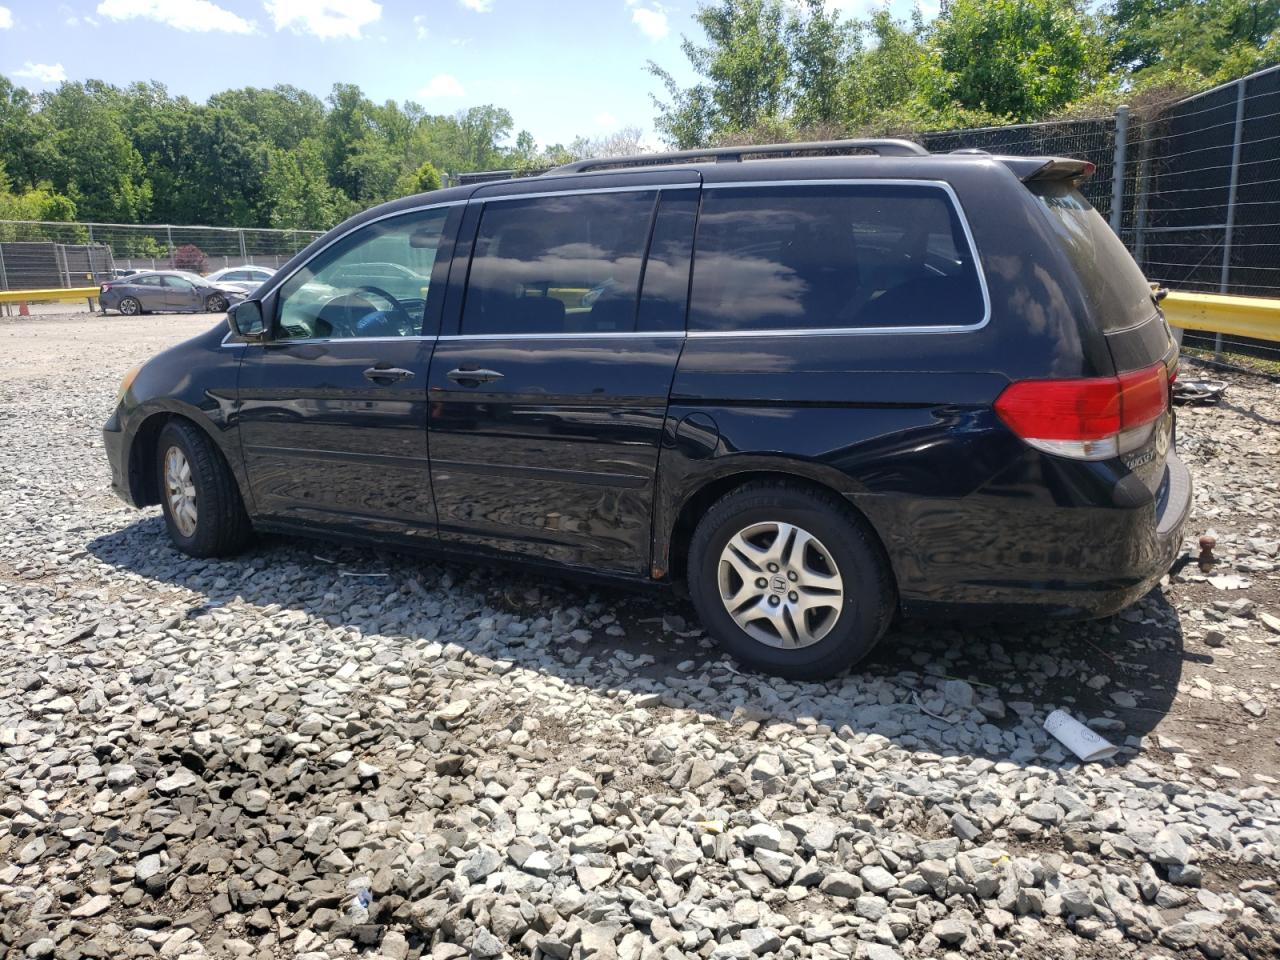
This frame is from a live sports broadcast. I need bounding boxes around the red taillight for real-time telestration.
[994,360,1169,460]
[101,283,112,292]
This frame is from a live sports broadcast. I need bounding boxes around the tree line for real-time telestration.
[1,0,1275,232]
[651,0,1279,147]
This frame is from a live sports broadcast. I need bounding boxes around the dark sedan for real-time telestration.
[99,271,248,316]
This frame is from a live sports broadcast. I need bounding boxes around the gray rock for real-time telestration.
[859,865,896,894]
[820,871,861,898]
[942,679,976,708]
[932,916,970,944]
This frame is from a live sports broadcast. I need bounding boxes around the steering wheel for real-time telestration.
[314,284,416,338]
[351,285,415,332]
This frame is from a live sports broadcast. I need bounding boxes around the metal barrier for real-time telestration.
[1163,290,1280,343]
[0,286,99,305]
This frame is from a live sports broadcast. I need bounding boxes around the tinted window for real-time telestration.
[689,184,985,333]
[637,192,697,332]
[275,206,453,340]
[1030,182,1155,333]
[462,190,657,336]
[134,275,162,286]
[163,276,195,290]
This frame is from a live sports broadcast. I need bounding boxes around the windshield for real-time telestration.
[1029,182,1155,333]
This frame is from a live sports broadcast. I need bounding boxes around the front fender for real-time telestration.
[113,323,248,509]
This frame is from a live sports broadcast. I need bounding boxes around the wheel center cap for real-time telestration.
[770,575,787,594]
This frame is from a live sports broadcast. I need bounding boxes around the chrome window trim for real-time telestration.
[688,178,992,338]
[221,333,435,347]
[437,331,686,342]
[223,331,689,346]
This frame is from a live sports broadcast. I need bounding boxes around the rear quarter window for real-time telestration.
[1029,182,1156,333]
[688,183,987,334]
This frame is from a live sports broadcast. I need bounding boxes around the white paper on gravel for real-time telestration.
[1044,709,1118,762]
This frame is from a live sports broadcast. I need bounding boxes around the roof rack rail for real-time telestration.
[545,138,929,175]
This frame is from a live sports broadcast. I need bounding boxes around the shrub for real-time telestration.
[172,243,208,273]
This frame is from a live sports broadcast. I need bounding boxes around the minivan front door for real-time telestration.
[235,203,460,543]
[426,184,697,575]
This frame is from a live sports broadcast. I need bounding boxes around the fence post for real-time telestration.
[166,225,174,265]
[1109,105,1129,235]
[239,229,248,261]
[0,244,7,317]
[1216,77,1247,356]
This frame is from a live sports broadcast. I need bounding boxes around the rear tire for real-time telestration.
[687,482,894,680]
[119,297,140,316]
[155,420,253,558]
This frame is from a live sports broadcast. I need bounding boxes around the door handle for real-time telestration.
[363,366,415,383]
[447,367,504,385]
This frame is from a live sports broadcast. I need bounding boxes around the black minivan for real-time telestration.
[104,140,1191,678]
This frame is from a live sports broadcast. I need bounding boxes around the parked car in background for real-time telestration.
[205,265,276,294]
[103,139,1190,679]
[111,268,142,279]
[99,271,249,316]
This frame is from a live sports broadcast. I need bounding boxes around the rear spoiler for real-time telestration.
[1007,157,1096,183]
[949,149,1096,183]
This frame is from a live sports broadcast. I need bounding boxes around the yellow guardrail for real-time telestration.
[1163,290,1280,343]
[0,286,99,305]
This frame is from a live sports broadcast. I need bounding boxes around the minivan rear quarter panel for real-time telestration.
[659,159,1164,614]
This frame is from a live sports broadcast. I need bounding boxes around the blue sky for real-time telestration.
[0,0,922,149]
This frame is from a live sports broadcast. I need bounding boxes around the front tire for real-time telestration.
[687,482,894,680]
[155,420,253,558]
[206,294,228,313]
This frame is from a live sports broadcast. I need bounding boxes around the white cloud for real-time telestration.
[412,13,428,39]
[14,62,67,83]
[0,6,13,28]
[458,0,491,10]
[629,4,668,39]
[595,111,618,129]
[265,0,381,39]
[417,73,465,99]
[97,0,254,32]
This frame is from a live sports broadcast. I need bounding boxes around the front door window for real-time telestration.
[274,206,452,340]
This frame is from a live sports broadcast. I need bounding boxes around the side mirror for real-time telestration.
[227,300,265,340]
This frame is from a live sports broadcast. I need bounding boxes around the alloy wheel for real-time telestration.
[164,445,198,537]
[717,520,844,649]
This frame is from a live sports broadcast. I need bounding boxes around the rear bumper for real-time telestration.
[893,452,1192,621]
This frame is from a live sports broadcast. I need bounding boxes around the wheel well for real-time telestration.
[666,471,893,588]
[128,413,172,506]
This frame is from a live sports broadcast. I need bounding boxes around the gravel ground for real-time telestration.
[2,312,1279,960]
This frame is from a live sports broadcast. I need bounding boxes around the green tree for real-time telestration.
[841,11,931,125]
[1105,0,1280,82]
[786,0,852,127]
[397,160,443,195]
[264,138,351,230]
[42,81,152,222]
[922,0,1103,121]
[0,77,55,190]
[207,85,326,150]
[0,162,77,223]
[651,0,791,145]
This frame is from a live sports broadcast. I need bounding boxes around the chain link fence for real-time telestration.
[0,221,322,291]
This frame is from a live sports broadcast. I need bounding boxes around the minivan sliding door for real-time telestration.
[426,184,698,575]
